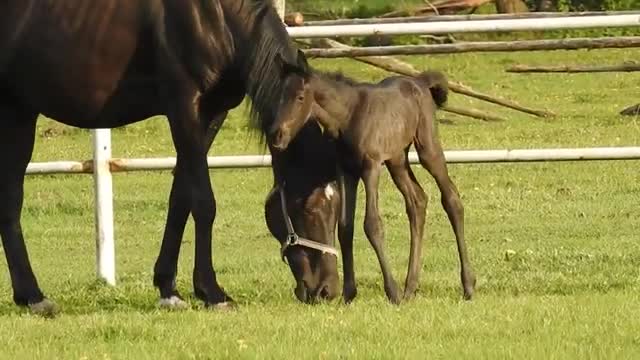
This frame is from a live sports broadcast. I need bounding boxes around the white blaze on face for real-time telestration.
[324,184,335,200]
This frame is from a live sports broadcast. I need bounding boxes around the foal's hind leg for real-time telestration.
[415,131,476,300]
[0,104,56,316]
[362,160,401,304]
[386,151,427,299]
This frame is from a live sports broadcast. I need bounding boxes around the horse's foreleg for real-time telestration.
[165,91,233,309]
[337,167,358,303]
[386,151,427,300]
[154,111,228,309]
[362,160,401,304]
[0,104,56,316]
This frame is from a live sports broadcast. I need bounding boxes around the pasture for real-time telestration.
[1,49,640,358]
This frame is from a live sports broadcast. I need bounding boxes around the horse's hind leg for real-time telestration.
[415,122,476,300]
[0,103,56,315]
[361,160,401,304]
[386,151,427,299]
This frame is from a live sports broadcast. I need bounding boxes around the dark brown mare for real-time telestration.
[269,67,476,304]
[264,121,351,303]
[0,0,315,315]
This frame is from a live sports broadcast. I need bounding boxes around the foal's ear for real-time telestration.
[296,49,310,73]
[276,52,303,77]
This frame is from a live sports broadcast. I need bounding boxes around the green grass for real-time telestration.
[1,49,640,358]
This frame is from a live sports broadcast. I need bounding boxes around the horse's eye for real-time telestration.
[297,95,304,101]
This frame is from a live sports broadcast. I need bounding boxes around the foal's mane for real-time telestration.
[317,70,362,87]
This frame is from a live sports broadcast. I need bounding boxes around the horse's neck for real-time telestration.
[311,76,358,136]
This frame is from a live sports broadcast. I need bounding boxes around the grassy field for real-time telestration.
[1,46,640,358]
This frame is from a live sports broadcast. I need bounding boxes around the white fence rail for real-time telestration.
[26,147,640,175]
[33,9,639,285]
[287,15,640,38]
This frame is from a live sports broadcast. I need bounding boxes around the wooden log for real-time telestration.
[442,105,507,122]
[302,10,640,26]
[507,63,640,73]
[620,104,640,116]
[303,37,640,58]
[313,38,554,118]
[379,0,492,18]
[284,12,304,27]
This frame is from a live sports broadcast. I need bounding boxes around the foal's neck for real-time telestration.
[310,74,359,138]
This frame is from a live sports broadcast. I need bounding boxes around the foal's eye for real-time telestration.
[297,95,304,101]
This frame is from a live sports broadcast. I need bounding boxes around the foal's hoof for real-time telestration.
[158,296,189,310]
[385,283,402,305]
[29,299,59,318]
[206,301,237,312]
[462,274,477,301]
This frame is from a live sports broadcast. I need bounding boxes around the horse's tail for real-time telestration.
[417,71,448,108]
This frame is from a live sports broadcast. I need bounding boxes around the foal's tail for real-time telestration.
[416,71,449,108]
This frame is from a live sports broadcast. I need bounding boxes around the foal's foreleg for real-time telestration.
[415,136,475,300]
[362,161,401,304]
[386,152,427,299]
[337,167,358,303]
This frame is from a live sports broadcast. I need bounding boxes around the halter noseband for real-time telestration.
[275,183,339,263]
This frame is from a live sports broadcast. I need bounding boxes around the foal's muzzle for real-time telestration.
[270,128,291,151]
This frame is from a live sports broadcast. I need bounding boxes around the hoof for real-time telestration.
[385,282,402,305]
[462,273,477,301]
[403,290,417,301]
[29,299,58,318]
[343,286,357,304]
[206,301,237,311]
[158,296,189,310]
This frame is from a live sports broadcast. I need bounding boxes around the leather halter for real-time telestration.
[274,183,339,263]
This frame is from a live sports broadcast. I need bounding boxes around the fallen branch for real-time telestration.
[303,37,640,58]
[448,82,554,118]
[442,104,506,122]
[312,39,555,118]
[507,63,640,73]
[380,0,492,17]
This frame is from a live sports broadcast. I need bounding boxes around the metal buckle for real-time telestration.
[281,232,299,263]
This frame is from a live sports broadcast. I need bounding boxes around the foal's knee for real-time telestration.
[363,214,383,241]
[415,190,428,213]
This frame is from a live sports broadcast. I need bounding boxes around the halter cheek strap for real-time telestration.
[276,183,339,263]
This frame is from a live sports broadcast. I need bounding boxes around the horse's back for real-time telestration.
[0,0,165,125]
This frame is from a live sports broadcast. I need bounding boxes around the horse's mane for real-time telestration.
[238,0,300,141]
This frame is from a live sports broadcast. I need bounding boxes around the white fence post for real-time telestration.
[92,129,116,285]
[274,0,285,19]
